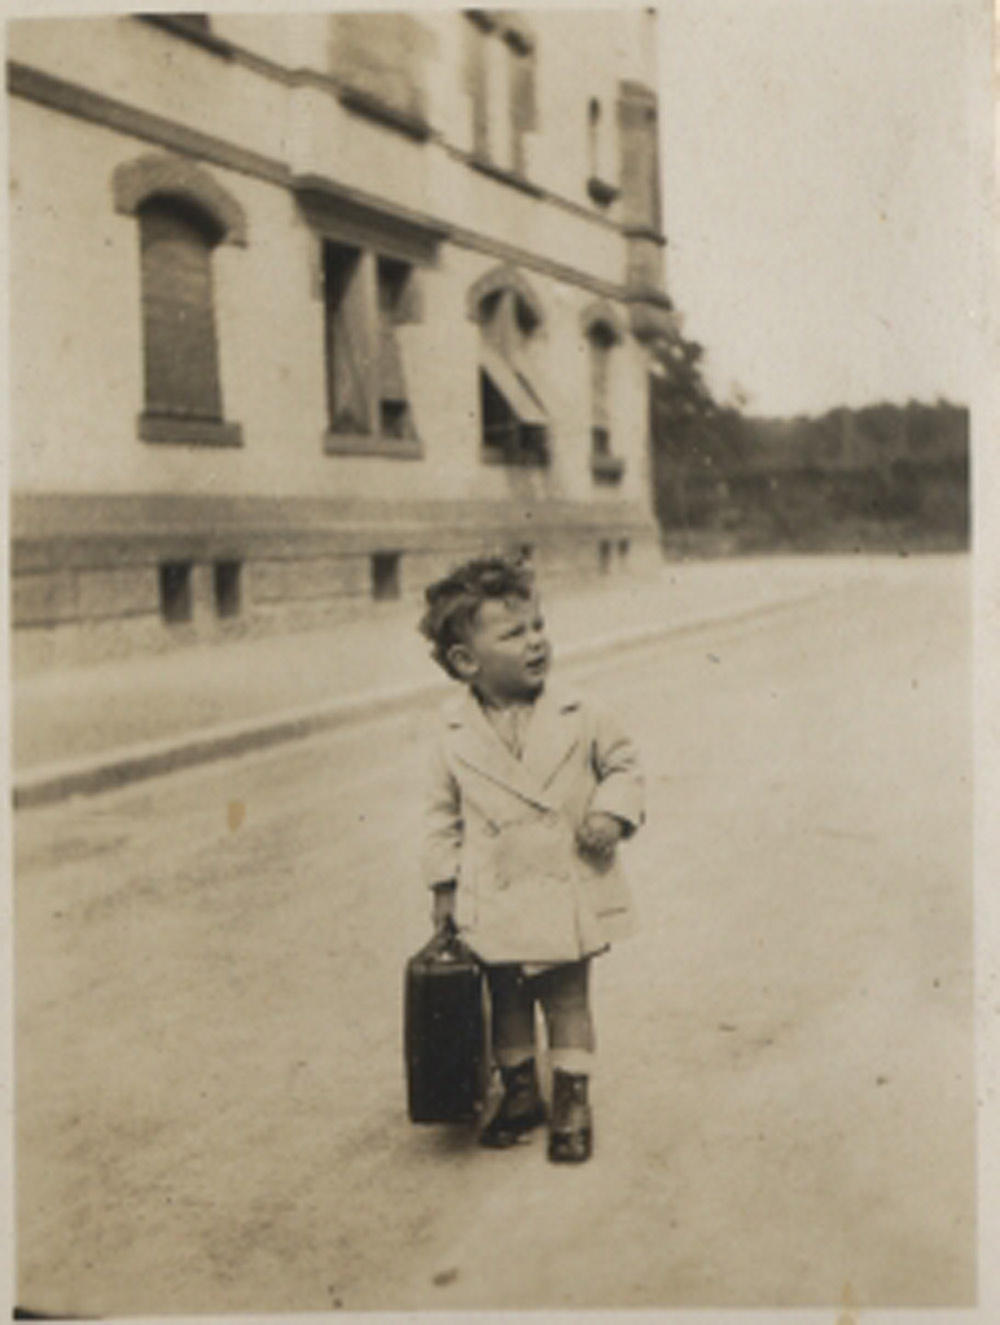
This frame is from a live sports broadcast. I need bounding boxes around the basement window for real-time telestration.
[159,561,193,623]
[214,560,242,618]
[371,551,402,601]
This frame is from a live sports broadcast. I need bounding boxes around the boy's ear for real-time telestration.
[446,643,478,681]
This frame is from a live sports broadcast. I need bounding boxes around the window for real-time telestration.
[590,322,613,455]
[159,561,193,623]
[598,540,613,575]
[377,256,415,441]
[294,174,444,459]
[113,153,246,447]
[473,275,548,467]
[323,243,417,452]
[465,12,537,182]
[214,560,242,619]
[325,243,370,435]
[140,199,224,424]
[328,13,430,138]
[371,551,402,602]
[583,306,625,483]
[586,97,619,207]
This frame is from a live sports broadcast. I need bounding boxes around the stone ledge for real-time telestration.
[139,415,244,448]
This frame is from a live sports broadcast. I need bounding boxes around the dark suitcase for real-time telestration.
[404,925,488,1124]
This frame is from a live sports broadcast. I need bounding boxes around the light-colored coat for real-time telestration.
[421,686,644,964]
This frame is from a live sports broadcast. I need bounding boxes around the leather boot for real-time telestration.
[547,1069,593,1163]
[479,1057,546,1148]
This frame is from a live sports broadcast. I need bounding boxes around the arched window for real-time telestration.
[139,197,224,423]
[113,153,245,446]
[581,302,625,482]
[589,320,615,457]
[470,269,548,467]
[586,97,619,207]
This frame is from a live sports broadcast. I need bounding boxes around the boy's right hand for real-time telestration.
[431,879,458,932]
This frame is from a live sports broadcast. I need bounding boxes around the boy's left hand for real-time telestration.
[576,811,624,862]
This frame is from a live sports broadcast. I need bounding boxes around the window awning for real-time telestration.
[480,343,547,427]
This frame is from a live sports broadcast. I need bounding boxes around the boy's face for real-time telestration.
[451,594,551,703]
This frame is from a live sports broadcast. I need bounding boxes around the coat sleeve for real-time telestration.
[587,700,645,835]
[420,734,464,888]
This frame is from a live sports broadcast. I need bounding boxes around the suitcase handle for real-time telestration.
[418,919,479,967]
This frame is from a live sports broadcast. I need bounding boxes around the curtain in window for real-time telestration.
[325,244,373,434]
[140,200,223,420]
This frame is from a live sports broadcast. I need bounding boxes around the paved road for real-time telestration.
[13,557,974,1313]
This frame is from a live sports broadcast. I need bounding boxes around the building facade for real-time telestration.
[8,10,675,669]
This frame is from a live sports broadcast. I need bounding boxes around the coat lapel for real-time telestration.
[447,690,546,809]
[521,688,583,791]
[445,688,582,812]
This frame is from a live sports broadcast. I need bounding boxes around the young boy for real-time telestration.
[418,555,644,1163]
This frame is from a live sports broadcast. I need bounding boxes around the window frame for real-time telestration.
[582,304,626,483]
[113,153,246,449]
[473,274,550,469]
[320,242,423,460]
[465,11,538,189]
[294,175,445,461]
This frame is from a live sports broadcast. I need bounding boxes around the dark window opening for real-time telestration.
[481,370,520,457]
[477,285,548,466]
[159,561,193,623]
[598,540,613,575]
[586,95,619,207]
[378,256,412,320]
[481,286,539,339]
[377,258,414,441]
[587,97,601,177]
[589,323,623,480]
[618,538,631,565]
[480,371,548,466]
[371,551,402,601]
[380,400,410,438]
[214,560,242,618]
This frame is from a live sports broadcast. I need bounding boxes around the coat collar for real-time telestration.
[443,685,583,810]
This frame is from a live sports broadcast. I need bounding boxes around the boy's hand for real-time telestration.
[576,811,624,863]
[431,880,458,932]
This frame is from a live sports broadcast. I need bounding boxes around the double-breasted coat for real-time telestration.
[421,686,644,965]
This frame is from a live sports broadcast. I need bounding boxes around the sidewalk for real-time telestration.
[11,558,852,808]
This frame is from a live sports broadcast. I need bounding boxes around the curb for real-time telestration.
[13,591,821,810]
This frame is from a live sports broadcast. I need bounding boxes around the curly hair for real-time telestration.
[419,554,535,679]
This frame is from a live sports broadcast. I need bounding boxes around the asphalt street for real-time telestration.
[13,556,974,1313]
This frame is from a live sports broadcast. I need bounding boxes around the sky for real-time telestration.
[656,0,992,418]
